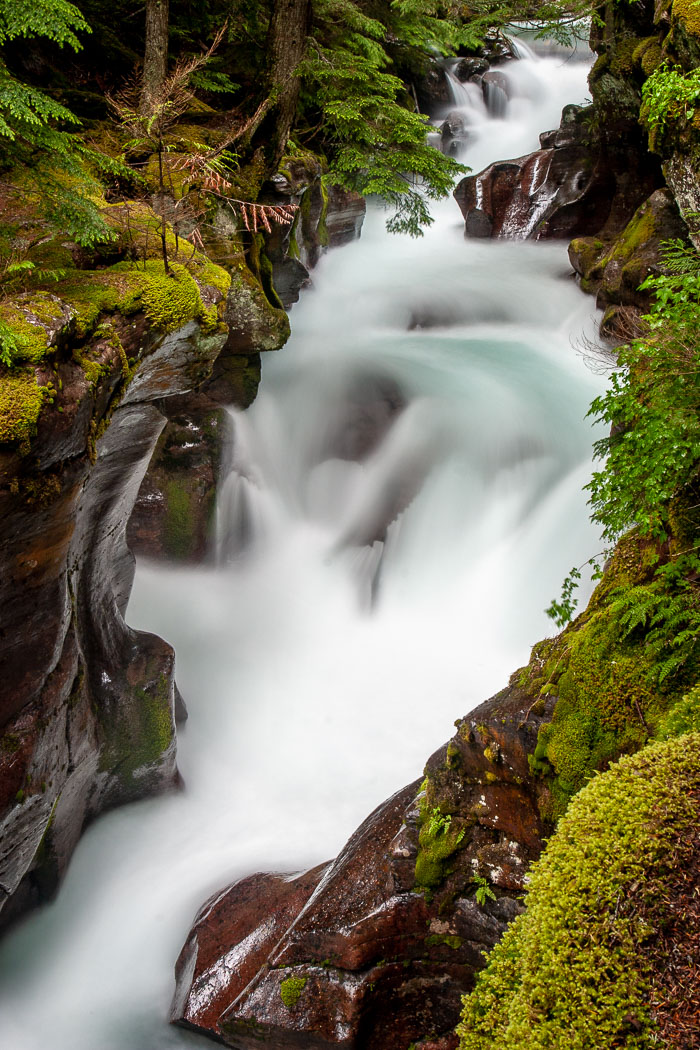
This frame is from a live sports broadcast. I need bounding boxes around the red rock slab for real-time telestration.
[171,863,329,1033]
[269,782,423,972]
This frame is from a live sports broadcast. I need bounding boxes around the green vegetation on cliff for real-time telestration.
[458,733,700,1050]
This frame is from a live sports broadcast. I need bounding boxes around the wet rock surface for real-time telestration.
[0,284,231,928]
[454,102,660,242]
[265,167,366,309]
[127,391,236,564]
[172,683,550,1049]
[128,172,368,568]
[569,187,690,337]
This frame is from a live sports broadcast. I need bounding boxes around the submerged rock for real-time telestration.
[171,684,550,1049]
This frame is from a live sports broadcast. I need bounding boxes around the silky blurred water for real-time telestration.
[0,41,602,1050]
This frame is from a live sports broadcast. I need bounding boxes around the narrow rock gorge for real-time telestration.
[2,1,700,1048]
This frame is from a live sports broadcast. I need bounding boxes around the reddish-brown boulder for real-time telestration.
[454,97,662,243]
[171,683,553,1049]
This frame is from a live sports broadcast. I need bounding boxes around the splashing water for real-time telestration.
[0,41,602,1050]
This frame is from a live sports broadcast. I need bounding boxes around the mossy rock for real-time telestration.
[577,189,689,310]
[279,975,307,1009]
[0,369,50,451]
[162,478,200,560]
[672,0,700,37]
[458,733,700,1049]
[632,36,664,77]
[413,789,471,893]
[97,657,175,797]
[522,528,700,821]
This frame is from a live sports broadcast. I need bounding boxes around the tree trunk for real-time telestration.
[140,0,170,116]
[266,0,312,169]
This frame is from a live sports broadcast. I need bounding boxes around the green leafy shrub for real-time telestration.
[641,65,700,146]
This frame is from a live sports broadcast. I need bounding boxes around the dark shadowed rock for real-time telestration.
[172,682,552,1048]
[568,188,690,330]
[127,393,232,564]
[453,57,488,81]
[264,165,366,308]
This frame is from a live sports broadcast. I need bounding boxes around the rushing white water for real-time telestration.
[0,43,602,1050]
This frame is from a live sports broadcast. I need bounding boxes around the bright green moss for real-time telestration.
[526,531,699,821]
[606,201,657,262]
[279,976,307,1009]
[198,257,232,298]
[654,684,700,739]
[0,297,61,364]
[122,261,203,332]
[414,801,467,892]
[0,370,49,450]
[458,734,700,1050]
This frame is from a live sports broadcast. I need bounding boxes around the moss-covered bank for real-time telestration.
[457,733,700,1049]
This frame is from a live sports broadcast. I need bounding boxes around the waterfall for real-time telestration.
[0,40,601,1050]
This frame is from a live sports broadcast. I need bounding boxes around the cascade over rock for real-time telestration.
[127,175,366,565]
[0,249,285,928]
[172,684,551,1049]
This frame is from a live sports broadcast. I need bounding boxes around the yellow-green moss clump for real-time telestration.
[632,36,664,77]
[112,260,220,333]
[279,976,307,1009]
[0,370,49,450]
[457,733,700,1050]
[673,0,700,37]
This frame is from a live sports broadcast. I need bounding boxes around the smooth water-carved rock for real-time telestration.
[267,178,367,308]
[172,683,550,1049]
[127,392,232,564]
[129,174,367,568]
[454,108,607,240]
[0,271,229,928]
[455,66,663,243]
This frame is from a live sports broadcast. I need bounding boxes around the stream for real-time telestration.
[0,37,604,1050]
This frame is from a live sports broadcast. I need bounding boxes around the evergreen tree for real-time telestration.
[299,0,475,234]
[0,0,111,246]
